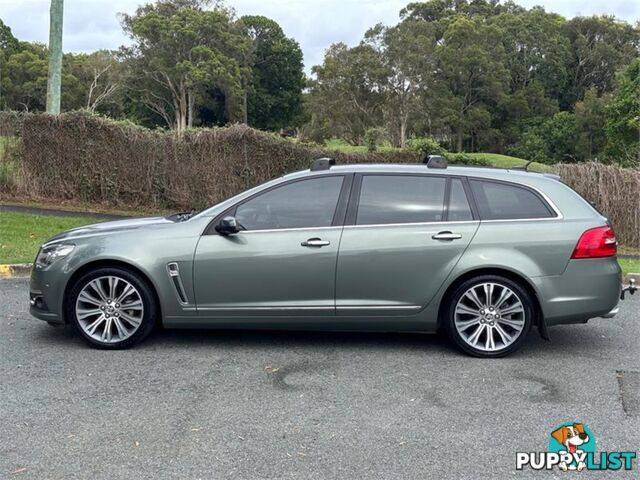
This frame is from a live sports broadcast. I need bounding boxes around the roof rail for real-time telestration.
[423,154,447,169]
[310,157,335,171]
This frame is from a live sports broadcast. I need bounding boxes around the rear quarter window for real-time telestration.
[469,179,556,220]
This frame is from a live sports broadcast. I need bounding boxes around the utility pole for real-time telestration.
[46,0,64,114]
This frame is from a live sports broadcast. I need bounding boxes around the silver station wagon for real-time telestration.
[30,156,634,357]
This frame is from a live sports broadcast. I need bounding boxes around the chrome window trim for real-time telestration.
[201,172,564,233]
[233,225,344,235]
[467,177,563,221]
[342,220,479,230]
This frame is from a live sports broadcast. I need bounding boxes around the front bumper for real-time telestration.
[29,262,67,324]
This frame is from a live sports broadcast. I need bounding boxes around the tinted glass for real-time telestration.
[469,179,554,220]
[356,175,446,225]
[235,176,343,230]
[448,179,473,221]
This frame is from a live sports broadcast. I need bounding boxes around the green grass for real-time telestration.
[618,258,640,275]
[464,153,552,172]
[324,138,401,154]
[0,212,97,264]
[322,139,552,171]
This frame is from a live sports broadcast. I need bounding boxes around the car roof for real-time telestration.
[284,163,556,185]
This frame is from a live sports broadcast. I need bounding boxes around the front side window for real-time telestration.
[235,176,344,230]
[356,175,447,225]
[469,179,555,220]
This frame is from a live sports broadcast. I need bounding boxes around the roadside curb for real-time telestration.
[0,264,32,278]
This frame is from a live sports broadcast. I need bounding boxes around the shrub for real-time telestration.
[363,127,386,152]
[509,112,578,164]
[446,153,491,166]
[405,137,448,157]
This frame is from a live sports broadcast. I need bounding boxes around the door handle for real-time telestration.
[301,237,330,247]
[432,231,462,241]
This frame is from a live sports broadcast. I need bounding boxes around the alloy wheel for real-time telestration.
[75,275,144,343]
[454,282,526,352]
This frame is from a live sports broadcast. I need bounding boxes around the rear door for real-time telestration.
[335,174,479,316]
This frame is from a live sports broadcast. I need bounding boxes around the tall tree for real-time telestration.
[239,15,304,130]
[563,15,640,106]
[574,88,608,161]
[64,50,123,113]
[308,42,386,143]
[437,16,508,151]
[364,20,438,147]
[0,19,20,56]
[604,59,640,167]
[121,0,248,131]
[493,7,570,97]
[1,43,49,111]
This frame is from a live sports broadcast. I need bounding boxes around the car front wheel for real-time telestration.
[66,267,157,349]
[444,275,534,357]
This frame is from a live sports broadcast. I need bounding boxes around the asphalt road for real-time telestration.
[1,277,639,479]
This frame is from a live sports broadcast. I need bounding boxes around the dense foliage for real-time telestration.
[0,0,638,165]
[306,0,639,166]
[0,1,305,132]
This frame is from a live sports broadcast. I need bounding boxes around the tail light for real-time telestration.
[571,226,617,259]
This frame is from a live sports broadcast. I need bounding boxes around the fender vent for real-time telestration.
[167,262,188,304]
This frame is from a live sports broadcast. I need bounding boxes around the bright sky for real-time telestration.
[1,0,638,73]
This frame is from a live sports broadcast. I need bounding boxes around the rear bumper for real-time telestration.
[600,306,619,319]
[533,257,622,326]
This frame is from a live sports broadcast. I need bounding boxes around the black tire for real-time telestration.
[443,274,534,358]
[65,266,158,349]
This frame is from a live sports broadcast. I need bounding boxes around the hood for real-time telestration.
[44,216,175,244]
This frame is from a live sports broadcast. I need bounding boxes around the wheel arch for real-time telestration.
[437,267,543,330]
[62,259,162,324]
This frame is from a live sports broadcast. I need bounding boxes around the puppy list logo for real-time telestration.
[516,422,637,472]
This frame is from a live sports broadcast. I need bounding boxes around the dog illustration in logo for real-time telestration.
[551,423,590,471]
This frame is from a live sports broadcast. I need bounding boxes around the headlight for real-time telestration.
[35,244,75,268]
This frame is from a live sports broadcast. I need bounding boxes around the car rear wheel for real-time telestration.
[444,275,534,357]
[66,267,157,349]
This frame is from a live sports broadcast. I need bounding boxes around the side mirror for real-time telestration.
[215,216,240,236]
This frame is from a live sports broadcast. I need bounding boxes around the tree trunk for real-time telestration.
[399,115,408,149]
[187,90,194,128]
[243,90,248,125]
[178,87,187,132]
[457,124,463,152]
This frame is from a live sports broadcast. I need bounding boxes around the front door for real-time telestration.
[336,175,479,315]
[194,175,348,317]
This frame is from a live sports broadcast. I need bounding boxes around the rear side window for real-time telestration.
[448,179,473,221]
[356,175,446,225]
[469,179,555,220]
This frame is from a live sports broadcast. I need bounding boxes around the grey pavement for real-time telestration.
[1,277,638,479]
